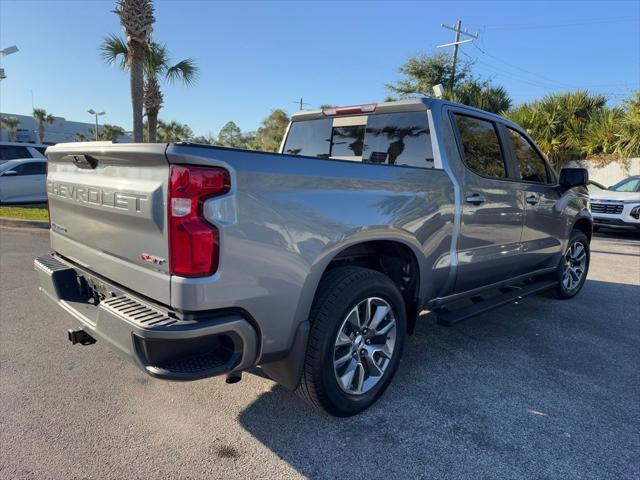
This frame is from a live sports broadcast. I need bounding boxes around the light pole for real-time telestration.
[88,109,105,140]
[0,45,19,81]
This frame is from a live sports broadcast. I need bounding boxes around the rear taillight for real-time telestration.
[168,165,230,277]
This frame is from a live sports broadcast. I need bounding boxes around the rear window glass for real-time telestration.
[454,114,506,178]
[283,112,434,169]
[331,125,365,159]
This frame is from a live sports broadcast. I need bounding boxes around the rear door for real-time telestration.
[450,112,525,293]
[504,127,563,272]
[0,161,45,202]
[46,143,171,304]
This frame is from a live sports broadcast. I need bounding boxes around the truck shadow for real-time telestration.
[238,279,640,479]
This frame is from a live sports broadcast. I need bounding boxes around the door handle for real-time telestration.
[465,194,486,205]
[526,194,539,205]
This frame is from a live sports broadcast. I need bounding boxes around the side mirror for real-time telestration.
[559,168,588,189]
[2,170,17,177]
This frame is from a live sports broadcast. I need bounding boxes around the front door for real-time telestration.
[504,127,564,272]
[451,113,525,293]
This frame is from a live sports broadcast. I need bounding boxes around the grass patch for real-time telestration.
[0,203,49,222]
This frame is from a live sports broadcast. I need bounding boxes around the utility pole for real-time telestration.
[438,21,478,89]
[292,98,310,111]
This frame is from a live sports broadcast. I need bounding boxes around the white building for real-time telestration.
[0,112,131,144]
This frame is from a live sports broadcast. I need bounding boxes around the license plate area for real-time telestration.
[78,273,122,306]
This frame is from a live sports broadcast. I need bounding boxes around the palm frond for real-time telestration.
[145,41,168,76]
[101,33,129,70]
[165,58,198,86]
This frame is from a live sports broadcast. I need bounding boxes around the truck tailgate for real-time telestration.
[45,143,171,305]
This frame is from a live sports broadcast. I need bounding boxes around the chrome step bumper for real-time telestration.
[34,254,258,381]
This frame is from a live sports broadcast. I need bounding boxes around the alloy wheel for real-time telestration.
[333,297,397,395]
[562,241,587,291]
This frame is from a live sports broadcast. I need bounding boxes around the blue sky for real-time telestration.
[1,0,638,137]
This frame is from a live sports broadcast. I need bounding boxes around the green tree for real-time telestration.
[75,132,89,142]
[217,121,245,148]
[387,52,471,97]
[1,116,20,142]
[616,91,640,158]
[89,124,126,142]
[584,107,624,159]
[113,0,155,142]
[448,80,512,113]
[32,108,55,143]
[506,90,608,168]
[191,133,217,145]
[386,52,511,113]
[101,35,198,143]
[157,120,193,142]
[255,109,289,152]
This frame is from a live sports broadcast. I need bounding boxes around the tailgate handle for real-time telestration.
[70,154,98,169]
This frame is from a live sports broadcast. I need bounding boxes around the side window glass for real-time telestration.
[9,164,28,176]
[454,114,506,178]
[508,128,549,183]
[30,162,47,175]
[363,112,434,168]
[0,146,30,161]
[9,163,45,176]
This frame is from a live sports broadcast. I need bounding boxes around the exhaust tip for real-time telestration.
[225,372,242,384]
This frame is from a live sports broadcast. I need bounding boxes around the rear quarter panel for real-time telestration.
[167,144,455,357]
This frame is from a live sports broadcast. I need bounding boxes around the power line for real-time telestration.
[472,43,575,89]
[476,17,639,31]
[466,45,638,93]
[465,52,632,96]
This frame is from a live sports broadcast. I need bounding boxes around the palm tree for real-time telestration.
[616,91,640,158]
[157,120,192,142]
[1,116,21,142]
[447,81,512,114]
[506,91,607,169]
[32,108,55,143]
[113,0,155,142]
[89,124,126,142]
[75,132,88,142]
[101,34,197,142]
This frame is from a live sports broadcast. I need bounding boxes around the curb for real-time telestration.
[0,217,49,229]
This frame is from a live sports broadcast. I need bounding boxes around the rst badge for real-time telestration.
[139,253,166,266]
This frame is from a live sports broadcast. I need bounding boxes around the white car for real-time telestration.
[589,176,640,233]
[0,141,47,163]
[0,158,48,204]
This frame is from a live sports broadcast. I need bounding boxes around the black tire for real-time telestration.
[550,230,590,299]
[296,266,406,416]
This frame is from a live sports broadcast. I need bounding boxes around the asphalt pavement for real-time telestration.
[1,227,638,479]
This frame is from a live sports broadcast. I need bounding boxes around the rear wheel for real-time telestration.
[296,266,406,416]
[550,230,590,299]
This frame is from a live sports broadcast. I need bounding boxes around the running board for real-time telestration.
[436,280,557,326]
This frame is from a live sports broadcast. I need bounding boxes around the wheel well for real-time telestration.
[324,240,420,334]
[573,217,593,242]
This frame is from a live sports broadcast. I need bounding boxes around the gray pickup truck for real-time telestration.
[35,98,592,416]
